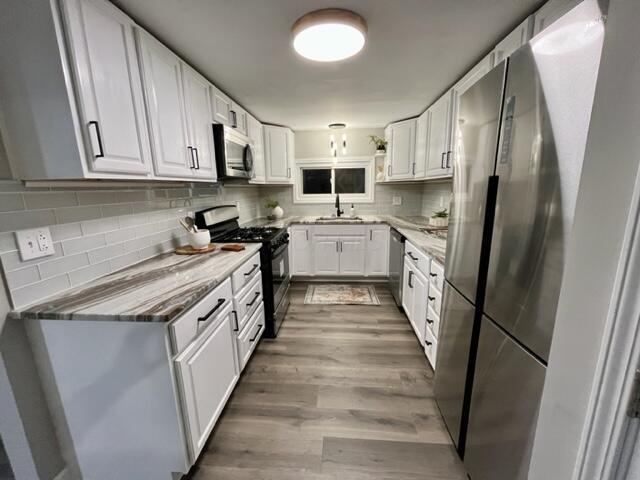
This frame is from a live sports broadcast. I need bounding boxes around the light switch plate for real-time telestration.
[16,227,55,261]
[392,195,402,206]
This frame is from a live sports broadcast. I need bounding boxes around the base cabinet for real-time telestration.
[365,226,390,275]
[313,237,341,275]
[402,257,429,346]
[339,236,366,275]
[290,226,314,275]
[175,303,239,461]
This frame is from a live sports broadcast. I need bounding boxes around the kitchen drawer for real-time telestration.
[233,273,263,332]
[426,304,440,338]
[429,260,445,293]
[428,284,442,317]
[313,224,366,236]
[232,252,261,293]
[405,241,430,278]
[237,304,265,371]
[171,277,233,354]
[425,324,437,370]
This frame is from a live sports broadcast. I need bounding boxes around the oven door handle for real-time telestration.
[272,241,289,259]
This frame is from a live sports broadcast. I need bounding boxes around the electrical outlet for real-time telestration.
[392,195,402,206]
[16,227,55,261]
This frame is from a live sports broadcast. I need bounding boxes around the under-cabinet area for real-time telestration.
[0,0,631,480]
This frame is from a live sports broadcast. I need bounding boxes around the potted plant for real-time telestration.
[265,199,283,220]
[429,208,449,227]
[369,135,388,154]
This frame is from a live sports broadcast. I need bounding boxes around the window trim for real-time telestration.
[293,156,375,204]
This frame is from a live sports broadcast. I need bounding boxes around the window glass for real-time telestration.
[302,168,331,194]
[335,168,365,194]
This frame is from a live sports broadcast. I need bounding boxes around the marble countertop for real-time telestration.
[15,244,262,323]
[244,215,448,265]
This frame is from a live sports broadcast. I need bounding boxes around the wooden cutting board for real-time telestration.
[175,244,217,255]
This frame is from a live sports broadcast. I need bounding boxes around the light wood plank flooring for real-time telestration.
[186,282,467,480]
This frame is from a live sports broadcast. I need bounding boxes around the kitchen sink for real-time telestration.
[315,216,363,221]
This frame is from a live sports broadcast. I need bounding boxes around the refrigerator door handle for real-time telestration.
[498,95,516,165]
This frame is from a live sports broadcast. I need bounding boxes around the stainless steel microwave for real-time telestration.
[212,124,254,179]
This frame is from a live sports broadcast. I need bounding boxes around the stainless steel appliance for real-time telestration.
[195,206,290,337]
[434,3,605,479]
[212,124,254,179]
[388,228,405,306]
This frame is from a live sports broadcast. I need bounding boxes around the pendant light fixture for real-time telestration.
[292,9,367,62]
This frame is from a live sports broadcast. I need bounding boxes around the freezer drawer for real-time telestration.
[434,281,476,449]
[464,316,546,480]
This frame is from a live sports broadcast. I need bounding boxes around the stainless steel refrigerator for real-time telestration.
[434,2,605,479]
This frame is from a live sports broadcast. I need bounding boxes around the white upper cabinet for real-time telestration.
[386,118,417,180]
[426,91,454,178]
[211,86,233,126]
[493,17,533,63]
[365,226,390,276]
[137,32,192,179]
[247,114,266,184]
[414,110,431,179]
[264,125,294,184]
[62,0,152,176]
[230,102,248,135]
[533,0,582,37]
[181,65,217,180]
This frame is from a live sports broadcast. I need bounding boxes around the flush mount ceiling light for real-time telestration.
[292,9,367,62]
[328,123,346,129]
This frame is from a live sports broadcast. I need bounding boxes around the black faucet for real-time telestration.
[335,194,344,217]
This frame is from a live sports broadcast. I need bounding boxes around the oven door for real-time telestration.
[271,241,290,330]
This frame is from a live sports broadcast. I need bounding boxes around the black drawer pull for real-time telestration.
[426,340,433,346]
[430,273,437,278]
[198,298,225,322]
[250,324,263,342]
[408,271,414,288]
[427,319,434,325]
[428,296,435,301]
[246,292,260,307]
[232,310,239,331]
[244,264,259,276]
[407,252,418,261]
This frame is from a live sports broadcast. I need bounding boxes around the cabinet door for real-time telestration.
[62,0,152,175]
[426,92,452,178]
[264,126,292,183]
[533,0,581,37]
[494,17,533,63]
[230,102,247,135]
[137,31,193,178]
[402,259,415,323]
[365,226,389,276]
[387,119,416,180]
[182,65,217,180]
[313,237,340,275]
[247,115,265,183]
[339,236,366,275]
[411,269,429,346]
[211,86,232,126]
[291,227,313,275]
[414,110,430,179]
[175,307,239,461]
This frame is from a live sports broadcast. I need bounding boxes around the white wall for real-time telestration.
[529,0,640,477]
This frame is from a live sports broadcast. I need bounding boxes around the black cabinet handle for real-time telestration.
[441,152,446,169]
[428,296,435,301]
[426,340,433,346]
[244,264,259,276]
[407,252,418,261]
[430,272,437,278]
[232,310,239,331]
[427,319,434,325]
[408,271,414,288]
[188,146,195,168]
[246,292,260,307]
[198,298,225,322]
[446,150,452,168]
[250,324,263,342]
[88,121,104,158]
[230,110,238,128]
[193,148,200,169]
[306,230,309,241]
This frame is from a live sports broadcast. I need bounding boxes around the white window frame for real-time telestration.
[293,156,374,204]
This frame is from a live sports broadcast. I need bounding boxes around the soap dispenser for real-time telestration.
[350,204,356,217]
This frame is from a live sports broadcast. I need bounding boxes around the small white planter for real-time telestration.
[272,205,284,219]
[429,217,448,227]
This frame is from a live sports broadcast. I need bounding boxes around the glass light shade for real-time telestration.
[292,9,367,62]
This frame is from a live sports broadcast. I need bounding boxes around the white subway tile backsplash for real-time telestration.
[38,253,89,280]
[62,234,106,256]
[80,216,119,236]
[1,243,63,271]
[105,226,137,245]
[23,191,78,209]
[5,266,40,289]
[88,243,125,264]
[11,274,71,308]
[110,251,140,272]
[0,209,57,233]
[68,261,111,287]
[76,191,117,205]
[101,204,133,218]
[50,223,83,242]
[0,193,25,212]
[0,232,17,253]
[124,236,149,254]
[55,205,103,224]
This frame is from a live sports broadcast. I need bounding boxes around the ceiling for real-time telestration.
[113,0,543,130]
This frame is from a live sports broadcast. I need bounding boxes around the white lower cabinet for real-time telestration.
[174,302,239,461]
[237,304,265,370]
[339,236,366,275]
[402,257,429,346]
[313,236,341,275]
[290,226,314,275]
[365,225,390,276]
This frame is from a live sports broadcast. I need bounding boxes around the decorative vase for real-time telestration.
[272,205,284,219]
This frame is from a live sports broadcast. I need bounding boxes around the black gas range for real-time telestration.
[195,206,290,338]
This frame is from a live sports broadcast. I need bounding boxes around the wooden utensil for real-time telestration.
[175,244,217,255]
[221,244,245,252]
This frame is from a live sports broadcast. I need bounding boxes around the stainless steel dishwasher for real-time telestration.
[389,228,405,306]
